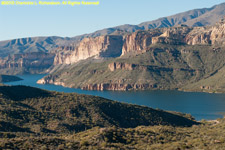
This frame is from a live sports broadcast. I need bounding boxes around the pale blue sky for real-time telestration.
[0,0,224,41]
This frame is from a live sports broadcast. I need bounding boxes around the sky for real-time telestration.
[0,0,224,41]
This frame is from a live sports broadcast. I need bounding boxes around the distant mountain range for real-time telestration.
[0,2,224,57]
[89,2,225,34]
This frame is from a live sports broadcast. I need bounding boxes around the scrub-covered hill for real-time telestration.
[0,86,197,134]
[0,86,224,150]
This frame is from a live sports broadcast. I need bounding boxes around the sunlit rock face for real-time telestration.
[54,35,123,65]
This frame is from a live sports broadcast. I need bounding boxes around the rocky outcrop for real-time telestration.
[82,83,157,91]
[0,52,55,70]
[1,3,224,59]
[37,74,65,86]
[122,30,161,55]
[185,18,225,45]
[37,79,66,87]
[108,62,196,73]
[108,62,148,71]
[37,73,157,91]
[50,20,225,65]
[200,85,211,90]
[54,35,123,65]
[36,76,53,85]
[122,19,225,55]
[122,27,192,55]
[35,18,225,92]
[152,27,192,45]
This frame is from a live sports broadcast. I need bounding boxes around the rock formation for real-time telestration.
[108,62,151,71]
[1,19,224,71]
[81,83,157,91]
[122,19,225,55]
[1,15,225,92]
[122,30,161,55]
[54,35,123,65]
[185,20,225,45]
[0,52,55,71]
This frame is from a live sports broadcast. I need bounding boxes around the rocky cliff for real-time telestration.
[1,3,224,60]
[121,30,161,55]
[52,19,225,65]
[121,28,187,55]
[185,19,225,45]
[54,35,123,65]
[36,18,225,91]
[122,18,225,55]
[81,83,156,91]
[0,52,55,74]
[0,13,224,74]
[108,62,144,71]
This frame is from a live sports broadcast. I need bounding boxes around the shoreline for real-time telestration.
[37,78,225,94]
[4,73,225,121]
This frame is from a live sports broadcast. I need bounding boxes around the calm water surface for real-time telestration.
[5,74,225,121]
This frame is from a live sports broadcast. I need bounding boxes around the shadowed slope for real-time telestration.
[0,86,198,135]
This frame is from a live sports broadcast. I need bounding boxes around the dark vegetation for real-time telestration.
[0,87,223,150]
[0,86,224,149]
[0,86,197,133]
[0,85,218,149]
[1,119,225,149]
[0,75,22,83]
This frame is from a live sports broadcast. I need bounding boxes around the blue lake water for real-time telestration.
[5,74,225,121]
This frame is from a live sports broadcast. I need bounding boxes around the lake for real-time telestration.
[5,74,225,121]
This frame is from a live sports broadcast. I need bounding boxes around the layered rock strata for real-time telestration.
[0,52,55,69]
[54,35,123,65]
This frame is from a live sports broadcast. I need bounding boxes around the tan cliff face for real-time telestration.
[185,21,225,45]
[122,20,225,55]
[108,62,148,71]
[81,83,157,91]
[52,19,225,65]
[0,52,55,69]
[35,18,225,91]
[54,35,123,65]
[122,27,192,55]
[152,27,192,44]
[2,18,225,75]
[122,30,162,55]
[184,19,225,45]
